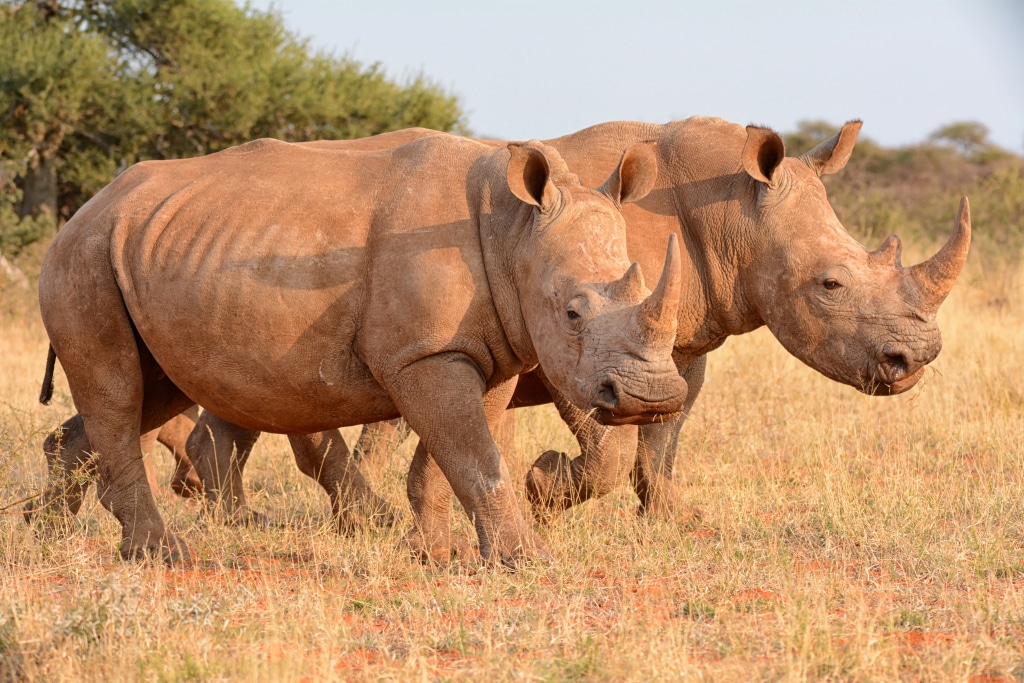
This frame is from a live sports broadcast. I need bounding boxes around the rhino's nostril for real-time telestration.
[594,379,618,411]
[883,354,909,381]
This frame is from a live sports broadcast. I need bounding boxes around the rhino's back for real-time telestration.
[90,135,506,432]
[96,140,391,429]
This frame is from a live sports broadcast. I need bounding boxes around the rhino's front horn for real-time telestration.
[635,232,681,344]
[907,196,971,310]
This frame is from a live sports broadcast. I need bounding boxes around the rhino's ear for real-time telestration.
[742,126,786,185]
[507,143,557,209]
[600,141,658,206]
[801,120,862,176]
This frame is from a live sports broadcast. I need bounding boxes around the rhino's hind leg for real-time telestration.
[185,412,265,526]
[24,414,97,531]
[352,419,411,463]
[80,373,194,563]
[158,407,202,498]
[26,414,190,530]
[393,356,548,569]
[288,430,399,534]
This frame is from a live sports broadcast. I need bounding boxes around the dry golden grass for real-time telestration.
[1,269,1023,682]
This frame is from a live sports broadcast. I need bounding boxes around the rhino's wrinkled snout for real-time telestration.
[590,373,687,426]
[864,340,939,396]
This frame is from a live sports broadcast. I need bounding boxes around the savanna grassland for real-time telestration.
[1,251,1023,682]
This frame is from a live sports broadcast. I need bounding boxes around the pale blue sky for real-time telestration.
[253,1,1024,152]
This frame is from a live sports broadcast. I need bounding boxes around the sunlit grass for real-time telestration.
[1,271,1023,681]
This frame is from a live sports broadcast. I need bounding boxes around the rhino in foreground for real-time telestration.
[36,134,688,565]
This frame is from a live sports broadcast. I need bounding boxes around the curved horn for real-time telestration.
[907,196,971,310]
[870,234,902,268]
[609,262,646,302]
[635,233,681,343]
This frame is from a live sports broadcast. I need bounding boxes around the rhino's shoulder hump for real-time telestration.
[216,138,291,156]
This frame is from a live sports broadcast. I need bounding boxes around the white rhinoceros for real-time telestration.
[35,134,689,565]
[183,117,971,559]
[34,117,971,564]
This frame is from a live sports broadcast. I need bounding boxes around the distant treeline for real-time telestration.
[2,3,1021,278]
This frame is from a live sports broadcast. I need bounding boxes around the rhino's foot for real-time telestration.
[170,464,203,499]
[199,503,271,529]
[119,531,191,565]
[525,450,575,523]
[336,495,402,535]
[484,530,554,571]
[405,528,477,566]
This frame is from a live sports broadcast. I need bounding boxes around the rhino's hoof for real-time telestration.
[23,500,77,537]
[119,532,192,565]
[405,529,476,566]
[237,509,271,528]
[487,535,555,571]
[198,503,269,528]
[170,468,203,499]
[21,500,36,525]
[367,501,402,530]
[637,496,703,528]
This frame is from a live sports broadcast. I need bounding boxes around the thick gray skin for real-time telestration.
[35,135,687,565]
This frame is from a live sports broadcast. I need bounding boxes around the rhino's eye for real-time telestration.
[823,278,841,291]
[566,294,588,327]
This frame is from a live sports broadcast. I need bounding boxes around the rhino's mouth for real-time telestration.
[861,358,926,396]
[593,407,683,427]
[590,375,687,426]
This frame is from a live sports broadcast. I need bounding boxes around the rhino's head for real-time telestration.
[506,141,688,424]
[739,122,971,395]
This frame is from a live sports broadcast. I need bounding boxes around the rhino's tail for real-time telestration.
[39,344,56,405]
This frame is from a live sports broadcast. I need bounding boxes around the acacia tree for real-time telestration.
[0,1,120,220]
[1,0,465,253]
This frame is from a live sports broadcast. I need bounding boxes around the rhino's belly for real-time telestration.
[136,285,393,432]
[119,238,394,433]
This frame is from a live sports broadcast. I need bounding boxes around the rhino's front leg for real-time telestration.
[405,407,518,561]
[287,430,399,533]
[393,354,547,568]
[631,355,706,520]
[405,441,471,563]
[525,371,638,520]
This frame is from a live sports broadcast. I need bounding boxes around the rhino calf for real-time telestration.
[37,134,687,565]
